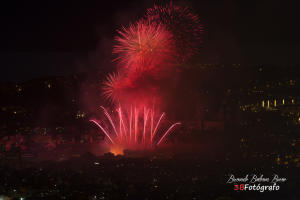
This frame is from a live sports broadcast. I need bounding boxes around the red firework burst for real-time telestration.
[113,20,177,72]
[146,2,204,61]
[102,72,127,102]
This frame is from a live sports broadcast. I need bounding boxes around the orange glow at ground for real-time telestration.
[110,146,124,155]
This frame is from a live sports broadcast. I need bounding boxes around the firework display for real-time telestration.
[93,2,203,152]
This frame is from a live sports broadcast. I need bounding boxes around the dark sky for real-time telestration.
[0,0,299,81]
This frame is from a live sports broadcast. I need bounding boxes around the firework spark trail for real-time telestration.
[143,107,149,145]
[129,105,133,143]
[157,122,181,145]
[101,106,119,138]
[150,109,154,144]
[134,107,139,143]
[89,119,115,144]
[117,107,123,141]
[151,113,165,141]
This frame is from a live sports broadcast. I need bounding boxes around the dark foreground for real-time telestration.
[0,144,299,200]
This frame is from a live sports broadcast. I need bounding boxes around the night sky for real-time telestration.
[0,0,299,81]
